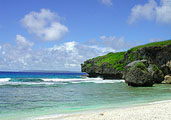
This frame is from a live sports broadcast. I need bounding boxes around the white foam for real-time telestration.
[148,100,171,105]
[42,77,103,82]
[42,77,125,84]
[71,81,82,84]
[0,77,125,85]
[82,79,125,84]
[0,78,11,82]
[0,82,58,86]
[30,114,67,120]
[42,78,84,82]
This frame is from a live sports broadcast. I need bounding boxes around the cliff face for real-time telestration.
[81,62,123,79]
[124,44,171,75]
[81,52,125,79]
[81,40,171,80]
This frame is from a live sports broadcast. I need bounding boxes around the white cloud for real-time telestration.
[156,0,171,24]
[21,9,68,41]
[46,41,115,70]
[100,36,130,50]
[0,38,115,71]
[0,36,33,70]
[16,34,34,49]
[128,0,171,24]
[101,0,112,6]
[128,0,157,24]
[87,35,132,51]
[89,45,115,53]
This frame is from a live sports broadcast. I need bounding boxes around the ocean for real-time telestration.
[0,71,171,120]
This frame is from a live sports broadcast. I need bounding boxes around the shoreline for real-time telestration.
[34,99,171,120]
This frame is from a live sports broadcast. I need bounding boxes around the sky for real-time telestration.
[0,0,170,71]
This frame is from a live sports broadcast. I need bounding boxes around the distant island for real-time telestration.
[81,40,171,87]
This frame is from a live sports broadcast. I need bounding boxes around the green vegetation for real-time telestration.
[129,40,171,51]
[132,62,146,71]
[152,64,162,73]
[86,52,126,71]
[128,62,148,74]
[96,52,125,66]
[153,64,160,72]
[127,51,138,61]
[113,63,125,71]
[87,64,91,68]
[96,52,126,71]
[125,40,171,64]
[84,40,171,72]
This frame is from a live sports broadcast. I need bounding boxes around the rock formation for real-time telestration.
[124,60,164,86]
[81,40,171,87]
[124,60,153,86]
[162,75,171,84]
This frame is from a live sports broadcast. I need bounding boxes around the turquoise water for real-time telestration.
[0,72,171,120]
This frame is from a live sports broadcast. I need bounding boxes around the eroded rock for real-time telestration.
[124,60,164,87]
[125,60,154,87]
[162,75,171,84]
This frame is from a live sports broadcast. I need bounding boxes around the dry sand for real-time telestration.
[37,100,171,120]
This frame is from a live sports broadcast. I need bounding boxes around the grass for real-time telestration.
[86,52,126,71]
[95,52,126,71]
[129,40,171,51]
[84,39,171,72]
[126,40,171,63]
[96,52,125,66]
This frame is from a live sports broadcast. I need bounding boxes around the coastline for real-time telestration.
[35,100,171,120]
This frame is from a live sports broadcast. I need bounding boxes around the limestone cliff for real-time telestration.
[81,40,171,80]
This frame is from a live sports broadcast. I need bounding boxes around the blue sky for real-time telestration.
[0,0,170,71]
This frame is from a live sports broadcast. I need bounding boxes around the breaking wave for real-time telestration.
[0,77,124,86]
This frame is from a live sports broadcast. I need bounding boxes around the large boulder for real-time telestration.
[124,60,164,87]
[162,75,171,84]
[125,60,154,87]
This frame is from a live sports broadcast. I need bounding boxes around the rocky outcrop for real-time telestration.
[123,45,171,74]
[81,61,122,79]
[124,60,154,87]
[124,60,164,87]
[81,40,171,86]
[123,45,170,85]
[162,75,171,84]
[81,52,124,79]
[161,61,171,75]
[147,64,164,83]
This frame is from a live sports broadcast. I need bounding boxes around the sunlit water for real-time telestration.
[0,72,171,120]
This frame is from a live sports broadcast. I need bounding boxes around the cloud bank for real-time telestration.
[128,0,171,24]
[0,35,115,71]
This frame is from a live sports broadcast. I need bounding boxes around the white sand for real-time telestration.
[38,100,171,120]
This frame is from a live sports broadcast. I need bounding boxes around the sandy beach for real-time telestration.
[39,100,171,120]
